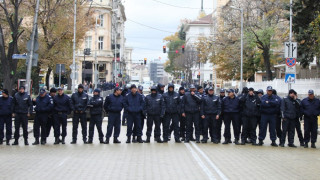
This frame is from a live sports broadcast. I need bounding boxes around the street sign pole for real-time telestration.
[71,0,77,93]
[288,0,293,90]
[59,64,62,87]
[25,0,40,95]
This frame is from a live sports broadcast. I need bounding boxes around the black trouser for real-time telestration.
[72,113,87,141]
[89,114,104,140]
[241,116,257,142]
[203,114,216,140]
[281,118,295,145]
[54,113,67,138]
[223,112,240,140]
[180,115,186,138]
[186,112,200,140]
[214,115,223,142]
[127,112,141,137]
[106,112,121,138]
[0,115,12,140]
[33,113,48,140]
[146,114,161,138]
[46,114,54,137]
[122,110,127,124]
[133,112,145,137]
[276,115,282,139]
[164,113,179,140]
[304,116,318,143]
[14,113,28,140]
[295,118,304,143]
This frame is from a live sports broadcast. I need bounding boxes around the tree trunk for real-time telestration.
[262,46,273,80]
[317,56,320,78]
[45,67,52,88]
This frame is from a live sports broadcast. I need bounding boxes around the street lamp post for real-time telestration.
[230,6,244,92]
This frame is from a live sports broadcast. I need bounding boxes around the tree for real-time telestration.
[174,46,198,83]
[0,0,26,94]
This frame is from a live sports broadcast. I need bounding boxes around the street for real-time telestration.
[0,120,319,180]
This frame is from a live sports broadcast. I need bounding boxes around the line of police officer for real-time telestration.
[0,83,319,148]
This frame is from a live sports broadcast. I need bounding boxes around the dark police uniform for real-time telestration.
[12,91,33,145]
[33,93,53,144]
[301,94,320,148]
[178,89,186,140]
[259,93,280,146]
[46,89,56,138]
[200,91,221,143]
[0,93,13,145]
[221,94,241,144]
[53,93,71,144]
[241,93,261,145]
[280,94,300,147]
[88,91,104,143]
[216,90,226,143]
[123,90,144,143]
[273,91,283,141]
[181,90,202,142]
[104,92,124,143]
[145,90,165,143]
[163,85,181,142]
[71,90,89,143]
[132,88,145,142]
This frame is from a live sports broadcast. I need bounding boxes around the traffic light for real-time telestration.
[84,48,91,55]
[144,58,147,65]
[182,45,185,53]
[163,46,166,53]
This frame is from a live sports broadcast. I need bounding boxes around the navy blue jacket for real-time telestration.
[89,95,104,115]
[281,96,300,119]
[222,96,240,113]
[301,97,320,118]
[181,92,202,114]
[71,92,89,112]
[12,92,33,114]
[163,91,180,114]
[53,94,72,113]
[260,94,280,114]
[201,94,221,116]
[124,92,144,113]
[242,94,261,117]
[104,94,124,113]
[144,93,165,116]
[0,96,13,116]
[34,94,53,113]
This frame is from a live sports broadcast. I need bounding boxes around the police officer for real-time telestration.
[178,87,186,141]
[123,84,144,143]
[145,86,165,143]
[32,89,53,145]
[301,90,320,148]
[132,86,146,143]
[71,84,89,144]
[157,83,165,95]
[12,86,33,146]
[88,89,104,144]
[0,89,13,145]
[53,87,72,144]
[200,87,221,143]
[121,85,130,126]
[272,89,283,142]
[257,89,264,98]
[181,84,202,143]
[221,89,241,145]
[46,88,56,138]
[104,87,124,144]
[280,89,300,147]
[163,84,181,143]
[258,86,279,147]
[240,88,261,145]
[215,88,226,144]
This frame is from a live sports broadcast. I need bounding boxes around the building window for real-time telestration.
[85,36,92,49]
[98,36,104,50]
[98,14,104,27]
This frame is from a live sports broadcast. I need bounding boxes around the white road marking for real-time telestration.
[184,143,216,180]
[191,142,228,180]
[58,157,69,167]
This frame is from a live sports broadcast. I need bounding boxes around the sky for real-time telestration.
[123,0,214,64]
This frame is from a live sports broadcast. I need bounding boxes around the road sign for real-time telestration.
[285,65,296,73]
[69,64,79,70]
[12,54,27,59]
[284,42,297,58]
[285,73,296,84]
[286,58,296,67]
[27,39,39,52]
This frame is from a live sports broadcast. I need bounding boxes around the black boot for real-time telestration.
[304,143,308,148]
[190,136,195,141]
[222,139,230,144]
[145,136,150,143]
[196,137,200,143]
[126,136,131,143]
[83,139,88,144]
[54,138,60,144]
[156,137,163,143]
[122,120,127,126]
[24,139,29,146]
[104,137,110,144]
[311,143,316,148]
[87,139,93,144]
[6,139,10,146]
[132,136,137,143]
[258,140,264,146]
[300,142,305,147]
[279,143,285,147]
[41,138,46,145]
[184,138,190,143]
[241,140,246,145]
[252,141,257,146]
[99,139,104,144]
[70,139,77,144]
[0,139,3,145]
[12,139,19,145]
[271,141,278,147]
[181,137,185,141]
[114,138,121,144]
[288,144,297,148]
[32,138,39,145]
[175,138,181,143]
[61,137,65,144]
[234,139,240,145]
[137,136,143,143]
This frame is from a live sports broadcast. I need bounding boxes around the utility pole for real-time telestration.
[25,0,40,95]
[112,0,118,83]
[59,64,62,87]
[71,0,77,92]
[94,16,98,88]
[288,0,293,90]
